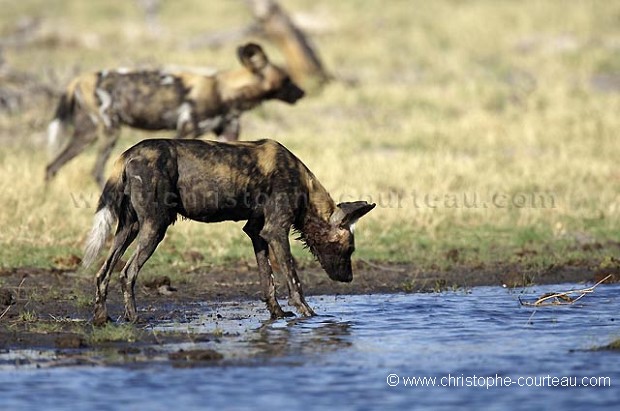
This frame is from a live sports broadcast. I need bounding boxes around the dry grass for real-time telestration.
[1,0,619,272]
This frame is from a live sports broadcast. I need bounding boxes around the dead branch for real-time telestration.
[246,0,330,89]
[0,305,11,322]
[359,259,407,273]
[519,274,613,307]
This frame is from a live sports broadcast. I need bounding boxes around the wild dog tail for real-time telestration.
[48,83,78,156]
[47,93,73,155]
[82,156,127,268]
[47,76,85,155]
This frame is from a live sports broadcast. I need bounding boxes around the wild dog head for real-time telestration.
[236,43,305,104]
[306,201,376,283]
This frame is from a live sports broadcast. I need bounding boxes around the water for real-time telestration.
[1,283,619,410]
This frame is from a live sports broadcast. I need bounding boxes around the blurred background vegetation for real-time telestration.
[0,0,619,275]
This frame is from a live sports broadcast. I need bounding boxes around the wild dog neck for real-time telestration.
[297,208,334,262]
[302,167,335,221]
[215,69,266,110]
[295,172,337,258]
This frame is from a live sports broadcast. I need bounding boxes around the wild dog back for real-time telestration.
[95,70,202,130]
[45,43,305,186]
[173,139,312,222]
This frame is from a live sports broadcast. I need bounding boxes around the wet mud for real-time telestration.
[0,258,617,367]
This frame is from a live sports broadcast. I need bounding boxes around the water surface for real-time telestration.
[1,283,618,410]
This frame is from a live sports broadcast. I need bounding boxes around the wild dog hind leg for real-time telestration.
[93,222,139,326]
[119,159,175,322]
[45,109,98,182]
[91,127,120,187]
[119,221,167,323]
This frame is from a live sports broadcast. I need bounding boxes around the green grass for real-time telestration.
[1,0,619,275]
[604,339,620,351]
[591,338,620,352]
[89,323,140,344]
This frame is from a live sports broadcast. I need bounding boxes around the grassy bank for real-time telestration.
[1,0,619,276]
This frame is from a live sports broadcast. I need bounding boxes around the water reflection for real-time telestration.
[248,317,353,360]
[151,301,355,363]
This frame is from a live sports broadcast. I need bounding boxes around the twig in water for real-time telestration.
[526,309,537,325]
[519,275,613,307]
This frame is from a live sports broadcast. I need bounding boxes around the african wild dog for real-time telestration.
[45,43,304,186]
[82,138,375,326]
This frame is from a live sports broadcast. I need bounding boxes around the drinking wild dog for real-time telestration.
[45,43,304,186]
[82,138,375,326]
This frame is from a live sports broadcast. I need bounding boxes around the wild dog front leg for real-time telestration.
[243,220,293,319]
[260,228,316,317]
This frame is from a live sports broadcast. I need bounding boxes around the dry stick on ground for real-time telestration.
[0,305,11,322]
[519,274,613,307]
[359,259,407,273]
[15,277,27,301]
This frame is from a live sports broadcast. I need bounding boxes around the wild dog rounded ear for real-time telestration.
[237,43,269,72]
[330,201,376,228]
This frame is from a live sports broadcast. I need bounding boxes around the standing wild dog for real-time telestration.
[45,43,304,186]
[82,138,375,326]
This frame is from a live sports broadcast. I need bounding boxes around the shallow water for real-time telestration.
[1,283,619,410]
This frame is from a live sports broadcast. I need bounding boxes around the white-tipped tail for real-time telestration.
[47,119,63,157]
[82,207,115,268]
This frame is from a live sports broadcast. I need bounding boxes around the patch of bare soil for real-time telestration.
[0,258,617,367]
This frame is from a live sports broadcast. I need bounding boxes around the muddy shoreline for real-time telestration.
[0,259,617,366]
